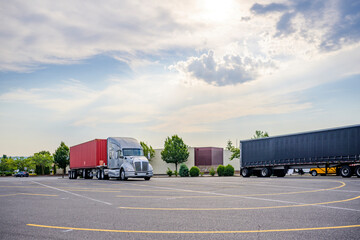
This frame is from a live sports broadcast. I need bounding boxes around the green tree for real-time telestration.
[31,151,53,175]
[161,135,189,172]
[0,156,16,173]
[140,141,155,161]
[252,130,269,139]
[226,140,240,160]
[14,157,34,171]
[53,142,70,178]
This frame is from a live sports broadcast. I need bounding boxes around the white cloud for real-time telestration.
[170,50,275,86]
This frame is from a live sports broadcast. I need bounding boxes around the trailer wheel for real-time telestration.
[120,169,127,181]
[340,165,352,178]
[355,166,360,178]
[241,168,252,177]
[260,167,272,177]
[311,170,317,176]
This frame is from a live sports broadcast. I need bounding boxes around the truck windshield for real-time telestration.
[123,148,144,156]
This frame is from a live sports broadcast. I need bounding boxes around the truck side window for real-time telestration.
[117,150,122,158]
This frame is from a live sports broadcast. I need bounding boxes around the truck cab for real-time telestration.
[107,137,153,180]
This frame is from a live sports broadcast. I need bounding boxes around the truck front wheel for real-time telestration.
[340,165,352,178]
[144,177,151,181]
[311,170,318,176]
[120,169,127,181]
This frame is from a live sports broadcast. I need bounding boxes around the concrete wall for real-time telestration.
[151,147,195,174]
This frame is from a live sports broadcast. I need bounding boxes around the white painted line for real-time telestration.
[31,181,112,206]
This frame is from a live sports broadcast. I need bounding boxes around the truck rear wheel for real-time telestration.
[340,165,352,178]
[260,167,272,177]
[355,166,360,178]
[274,169,287,177]
[241,168,252,177]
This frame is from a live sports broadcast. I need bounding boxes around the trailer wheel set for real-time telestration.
[241,164,360,178]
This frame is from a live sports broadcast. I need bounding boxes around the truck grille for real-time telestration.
[134,161,148,172]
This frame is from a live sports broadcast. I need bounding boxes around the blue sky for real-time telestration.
[1,0,359,156]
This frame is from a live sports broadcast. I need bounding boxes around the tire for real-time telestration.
[355,166,360,178]
[260,167,272,177]
[96,170,101,180]
[241,168,251,177]
[144,177,151,181]
[311,170,318,176]
[340,165,352,178]
[120,169,127,181]
[69,171,72,179]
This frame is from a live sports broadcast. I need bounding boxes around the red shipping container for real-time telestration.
[70,139,107,169]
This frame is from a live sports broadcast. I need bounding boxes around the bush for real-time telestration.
[189,166,200,177]
[166,168,173,177]
[174,170,178,177]
[5,172,13,176]
[217,165,225,176]
[209,167,215,176]
[200,171,204,177]
[224,164,235,176]
[179,164,189,177]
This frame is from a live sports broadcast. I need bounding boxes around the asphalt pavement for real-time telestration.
[0,175,359,240]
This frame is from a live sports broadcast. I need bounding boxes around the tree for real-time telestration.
[140,141,155,161]
[14,157,34,172]
[161,135,189,172]
[226,140,240,160]
[252,130,269,139]
[31,151,53,175]
[53,142,70,178]
[0,156,16,173]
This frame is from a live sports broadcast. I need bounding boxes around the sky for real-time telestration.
[1,0,360,156]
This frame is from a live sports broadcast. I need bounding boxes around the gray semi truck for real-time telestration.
[240,125,360,178]
[69,137,153,180]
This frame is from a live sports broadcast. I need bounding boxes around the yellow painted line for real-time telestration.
[116,195,224,198]
[0,193,20,197]
[0,193,57,197]
[118,195,360,211]
[19,193,58,197]
[27,223,360,234]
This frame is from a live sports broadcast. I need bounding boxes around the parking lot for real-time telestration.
[0,175,359,240]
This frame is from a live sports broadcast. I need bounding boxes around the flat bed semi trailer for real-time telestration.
[240,125,360,178]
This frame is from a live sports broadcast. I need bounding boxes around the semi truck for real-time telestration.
[68,137,153,180]
[240,125,360,178]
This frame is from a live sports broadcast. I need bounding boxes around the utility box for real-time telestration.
[195,147,223,166]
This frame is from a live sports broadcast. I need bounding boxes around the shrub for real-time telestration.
[209,167,215,176]
[200,171,204,177]
[224,164,235,176]
[174,170,178,177]
[190,166,200,177]
[5,172,13,176]
[166,168,173,177]
[217,165,225,176]
[179,164,189,177]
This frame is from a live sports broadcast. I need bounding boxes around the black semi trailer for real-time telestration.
[240,125,360,178]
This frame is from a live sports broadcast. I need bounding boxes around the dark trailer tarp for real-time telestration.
[240,125,360,168]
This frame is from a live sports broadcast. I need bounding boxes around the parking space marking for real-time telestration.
[118,195,360,211]
[27,223,360,234]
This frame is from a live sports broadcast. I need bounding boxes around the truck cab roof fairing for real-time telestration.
[107,137,142,150]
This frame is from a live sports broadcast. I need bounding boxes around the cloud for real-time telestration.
[170,51,275,86]
[250,0,360,51]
